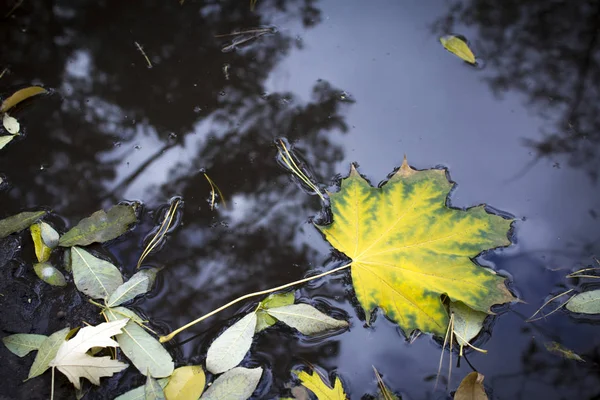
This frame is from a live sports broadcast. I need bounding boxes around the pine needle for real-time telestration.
[566,267,600,279]
[526,289,573,322]
[134,41,152,68]
[276,139,325,202]
[137,198,181,268]
[5,0,24,18]
[0,68,7,80]
[204,173,227,210]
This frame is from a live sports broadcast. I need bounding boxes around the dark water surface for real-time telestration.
[1,1,600,399]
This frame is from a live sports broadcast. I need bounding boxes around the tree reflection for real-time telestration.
[434,1,600,181]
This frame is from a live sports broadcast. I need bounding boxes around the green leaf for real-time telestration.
[439,35,476,64]
[3,113,19,134]
[316,160,514,337]
[145,374,166,400]
[206,312,257,374]
[104,308,174,378]
[266,304,348,336]
[450,301,487,353]
[454,372,488,400]
[40,221,59,249]
[0,211,46,239]
[566,289,600,314]
[71,247,123,300]
[201,367,262,400]
[59,205,137,247]
[63,248,72,273]
[107,306,147,326]
[28,327,70,379]
[544,341,584,362]
[255,311,278,333]
[293,369,347,400]
[106,269,157,307]
[0,135,14,149]
[255,292,295,333]
[30,223,52,263]
[0,86,47,113]
[164,365,206,400]
[34,262,67,287]
[2,333,47,357]
[114,378,168,400]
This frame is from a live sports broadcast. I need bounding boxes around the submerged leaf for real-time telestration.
[0,86,47,113]
[114,378,169,400]
[266,304,348,335]
[107,269,157,307]
[2,333,47,357]
[59,204,137,247]
[0,135,14,149]
[28,327,70,379]
[145,375,166,400]
[450,301,487,354]
[71,247,123,300]
[164,365,206,400]
[107,306,147,326]
[2,113,19,134]
[0,211,46,239]
[316,160,514,337]
[439,35,476,64]
[294,369,347,400]
[255,292,295,332]
[34,262,67,286]
[566,289,600,314]
[544,341,584,362]
[30,223,52,262]
[454,372,488,400]
[206,312,257,374]
[201,366,262,400]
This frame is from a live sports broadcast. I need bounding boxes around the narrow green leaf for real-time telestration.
[59,205,137,247]
[63,248,72,273]
[34,262,67,287]
[0,211,46,239]
[256,293,296,332]
[206,312,257,374]
[40,221,59,249]
[255,311,278,333]
[0,135,14,150]
[0,86,47,113]
[266,304,348,335]
[2,334,47,357]
[107,269,157,307]
[450,301,487,351]
[164,365,206,400]
[107,306,147,326]
[566,289,600,314]
[201,367,262,400]
[30,223,52,263]
[104,308,174,378]
[440,35,476,64]
[145,374,166,400]
[114,378,168,400]
[28,327,69,379]
[71,247,123,300]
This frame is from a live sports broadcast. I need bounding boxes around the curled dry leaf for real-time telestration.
[454,372,488,400]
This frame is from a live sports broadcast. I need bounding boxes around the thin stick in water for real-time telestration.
[135,41,153,68]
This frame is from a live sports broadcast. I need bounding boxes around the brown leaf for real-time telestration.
[455,372,488,400]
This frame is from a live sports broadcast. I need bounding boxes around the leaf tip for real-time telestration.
[396,155,416,177]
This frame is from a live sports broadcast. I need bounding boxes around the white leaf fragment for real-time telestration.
[206,312,257,374]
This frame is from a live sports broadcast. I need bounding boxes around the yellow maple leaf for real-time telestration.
[293,370,347,400]
[316,158,515,337]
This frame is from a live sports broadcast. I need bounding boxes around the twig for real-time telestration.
[214,28,272,38]
[159,262,352,342]
[0,68,8,80]
[134,41,153,68]
[137,198,181,268]
[526,289,573,322]
[5,0,24,18]
[277,139,325,202]
[204,173,227,210]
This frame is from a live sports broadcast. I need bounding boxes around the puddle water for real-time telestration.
[1,1,600,399]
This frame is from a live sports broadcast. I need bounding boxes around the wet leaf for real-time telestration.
[454,372,488,400]
[2,333,47,357]
[106,269,157,307]
[266,304,348,335]
[2,113,19,134]
[206,312,257,374]
[30,223,52,262]
[50,319,129,389]
[439,35,476,64]
[0,86,47,113]
[107,306,147,326]
[316,159,514,337]
[255,292,295,332]
[450,301,487,354]
[40,221,59,249]
[545,341,584,362]
[104,308,174,377]
[164,365,206,400]
[293,369,347,400]
[201,366,262,400]
[114,378,169,400]
[63,248,72,272]
[0,135,14,149]
[34,262,67,286]
[71,247,123,300]
[59,204,137,247]
[28,327,70,380]
[0,210,47,239]
[373,367,398,400]
[566,289,600,314]
[145,374,166,400]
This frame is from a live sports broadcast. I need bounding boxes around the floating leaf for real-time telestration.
[439,35,476,64]
[107,269,157,307]
[0,135,14,149]
[201,366,262,400]
[266,304,348,335]
[145,374,166,400]
[59,204,137,247]
[256,292,295,332]
[454,372,488,400]
[0,86,47,113]
[2,333,47,357]
[373,367,399,400]
[104,308,174,377]
[164,365,206,400]
[63,248,72,272]
[50,319,129,389]
[0,210,46,239]
[34,262,67,286]
[2,113,19,134]
[316,160,514,337]
[28,327,70,380]
[293,369,347,400]
[71,247,123,300]
[544,341,584,362]
[566,289,600,314]
[450,301,487,355]
[107,306,147,326]
[114,378,169,400]
[206,312,257,374]
[40,221,59,249]
[137,197,181,268]
[30,223,52,262]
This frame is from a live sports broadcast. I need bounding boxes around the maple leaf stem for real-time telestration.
[159,262,352,343]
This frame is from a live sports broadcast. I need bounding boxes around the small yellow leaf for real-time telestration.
[293,369,347,400]
[30,223,52,263]
[454,372,488,400]
[1,86,47,113]
[440,35,476,64]
[164,365,206,400]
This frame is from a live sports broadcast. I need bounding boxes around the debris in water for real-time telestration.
[204,173,226,210]
[440,34,476,65]
[216,27,277,53]
[134,41,153,68]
